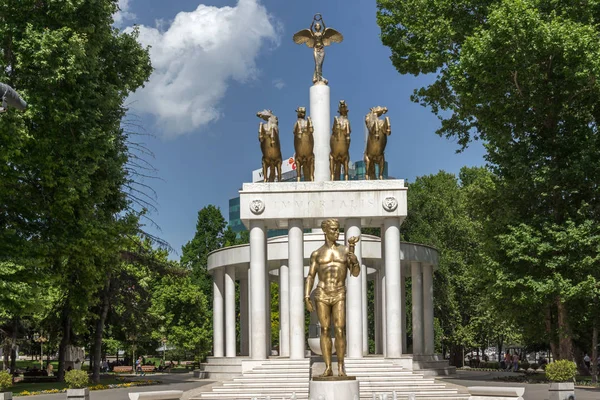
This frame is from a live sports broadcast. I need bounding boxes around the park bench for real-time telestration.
[141,365,156,373]
[128,390,183,400]
[113,366,133,373]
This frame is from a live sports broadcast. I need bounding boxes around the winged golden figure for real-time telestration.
[293,14,343,85]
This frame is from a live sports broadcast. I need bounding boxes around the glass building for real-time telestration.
[228,160,389,237]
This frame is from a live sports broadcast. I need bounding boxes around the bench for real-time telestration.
[141,365,156,373]
[113,366,133,373]
[128,390,183,400]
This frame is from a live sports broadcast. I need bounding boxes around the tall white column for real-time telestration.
[401,274,407,354]
[279,263,290,357]
[248,268,252,358]
[289,219,305,359]
[384,218,402,358]
[309,84,331,182]
[225,266,236,357]
[346,218,363,358]
[240,273,249,356]
[423,264,435,355]
[362,263,368,355]
[380,224,387,357]
[266,269,271,355]
[213,268,224,357]
[250,221,267,360]
[374,272,382,354]
[411,261,424,356]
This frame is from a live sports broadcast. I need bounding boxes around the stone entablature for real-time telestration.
[240,180,407,229]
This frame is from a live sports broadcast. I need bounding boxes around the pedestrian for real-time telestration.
[584,353,591,370]
[512,353,519,372]
[500,353,506,370]
[136,356,143,376]
[505,352,512,371]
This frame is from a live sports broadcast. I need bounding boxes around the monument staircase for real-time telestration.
[191,357,468,400]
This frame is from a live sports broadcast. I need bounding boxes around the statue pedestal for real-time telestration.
[309,377,359,400]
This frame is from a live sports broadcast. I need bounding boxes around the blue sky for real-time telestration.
[116,0,487,258]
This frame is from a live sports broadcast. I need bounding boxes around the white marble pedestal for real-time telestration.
[309,378,359,400]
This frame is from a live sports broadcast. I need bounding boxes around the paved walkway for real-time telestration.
[437,369,600,400]
[11,369,600,400]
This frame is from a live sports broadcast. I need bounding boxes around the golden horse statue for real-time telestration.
[257,109,282,182]
[293,107,314,181]
[364,106,391,180]
[329,100,351,180]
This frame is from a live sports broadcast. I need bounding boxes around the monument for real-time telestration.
[197,11,458,400]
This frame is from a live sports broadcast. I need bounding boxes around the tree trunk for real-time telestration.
[592,322,598,383]
[9,319,17,372]
[92,277,111,383]
[556,296,573,360]
[2,339,9,370]
[545,302,559,360]
[57,307,72,382]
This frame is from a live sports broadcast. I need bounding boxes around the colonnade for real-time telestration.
[211,219,436,361]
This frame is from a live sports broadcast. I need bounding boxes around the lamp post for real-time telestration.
[33,333,48,370]
[161,337,167,365]
[127,334,136,373]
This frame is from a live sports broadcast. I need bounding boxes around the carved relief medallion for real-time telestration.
[382,196,398,212]
[250,199,265,215]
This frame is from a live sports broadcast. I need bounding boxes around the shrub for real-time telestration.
[545,360,577,382]
[64,369,89,389]
[0,370,12,392]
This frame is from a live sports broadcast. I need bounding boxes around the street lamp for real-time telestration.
[161,337,167,365]
[33,333,48,370]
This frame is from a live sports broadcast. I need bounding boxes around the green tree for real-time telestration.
[401,170,484,365]
[0,0,152,379]
[378,0,600,362]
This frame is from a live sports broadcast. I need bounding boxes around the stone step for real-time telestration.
[244,372,309,378]
[222,382,309,388]
[232,376,308,383]
[204,357,246,365]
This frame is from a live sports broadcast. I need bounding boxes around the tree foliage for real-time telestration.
[378,0,600,362]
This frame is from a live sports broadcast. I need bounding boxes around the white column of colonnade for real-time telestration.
[384,218,402,358]
[289,219,305,359]
[225,266,236,357]
[422,263,435,355]
[411,261,424,356]
[346,218,363,358]
[213,268,224,357]
[380,225,387,357]
[248,268,252,358]
[362,263,368,355]
[401,274,407,354]
[279,263,290,357]
[240,272,249,356]
[250,221,267,359]
[374,271,382,354]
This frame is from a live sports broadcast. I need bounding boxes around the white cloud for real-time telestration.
[127,0,280,137]
[272,78,285,90]
[114,0,136,26]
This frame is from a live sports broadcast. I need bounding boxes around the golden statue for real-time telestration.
[293,107,315,181]
[305,219,360,377]
[293,14,343,85]
[257,109,282,182]
[364,106,391,180]
[330,100,351,181]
